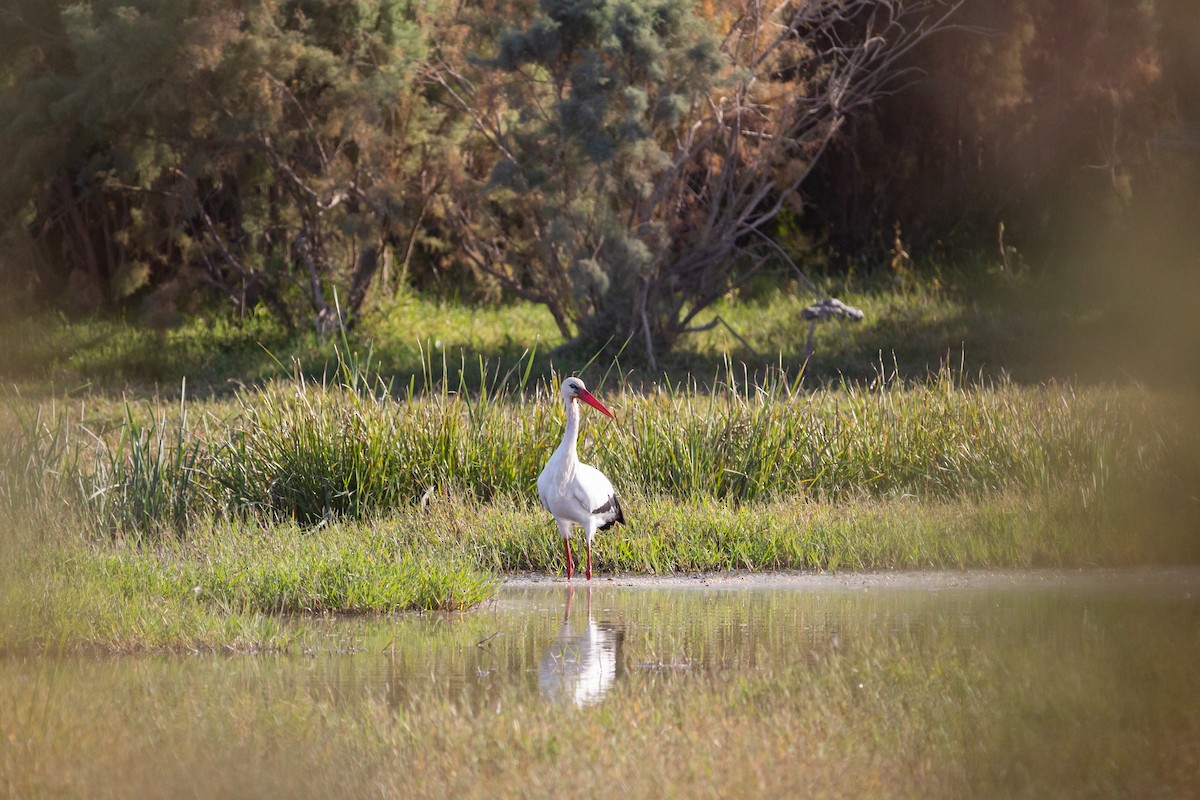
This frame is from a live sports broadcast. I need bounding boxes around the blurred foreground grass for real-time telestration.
[3,579,1198,799]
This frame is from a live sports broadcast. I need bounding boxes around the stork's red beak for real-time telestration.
[577,389,614,418]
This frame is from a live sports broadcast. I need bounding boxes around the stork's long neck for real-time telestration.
[556,397,580,463]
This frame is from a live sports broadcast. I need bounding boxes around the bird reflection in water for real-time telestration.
[538,586,624,708]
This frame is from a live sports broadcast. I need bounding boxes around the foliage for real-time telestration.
[1,0,1196,362]
[437,0,724,342]
[439,0,958,362]
[88,397,200,537]
[0,402,87,520]
[0,0,453,330]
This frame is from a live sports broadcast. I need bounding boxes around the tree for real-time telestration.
[177,0,445,333]
[0,0,455,332]
[437,0,959,364]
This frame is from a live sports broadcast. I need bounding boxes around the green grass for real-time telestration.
[0,292,564,399]
[6,352,1187,527]
[0,272,1095,399]
[433,488,1196,574]
[6,487,1181,655]
[1,372,1196,654]
[0,515,497,654]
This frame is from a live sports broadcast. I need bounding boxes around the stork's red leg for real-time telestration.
[586,543,593,581]
[564,539,574,580]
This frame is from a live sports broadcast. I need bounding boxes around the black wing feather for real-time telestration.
[593,495,625,530]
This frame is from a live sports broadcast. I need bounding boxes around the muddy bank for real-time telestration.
[501,565,1200,592]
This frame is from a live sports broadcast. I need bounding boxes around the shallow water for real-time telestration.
[297,566,1200,710]
[4,568,1200,798]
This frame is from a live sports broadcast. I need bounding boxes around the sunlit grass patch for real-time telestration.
[206,362,552,523]
[0,516,497,653]
[442,487,1197,577]
[0,293,561,397]
[8,352,1188,531]
[0,274,1108,400]
[7,482,1192,654]
[177,520,497,615]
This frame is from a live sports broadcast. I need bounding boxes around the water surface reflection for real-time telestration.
[293,567,1200,714]
[537,586,625,707]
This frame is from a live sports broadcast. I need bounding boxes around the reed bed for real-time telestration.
[2,352,1178,527]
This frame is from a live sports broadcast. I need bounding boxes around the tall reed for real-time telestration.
[87,388,200,537]
[1,350,1186,539]
[0,401,86,519]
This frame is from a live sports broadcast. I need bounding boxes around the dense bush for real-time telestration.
[0,0,454,330]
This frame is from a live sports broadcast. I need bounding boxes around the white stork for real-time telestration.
[537,377,624,580]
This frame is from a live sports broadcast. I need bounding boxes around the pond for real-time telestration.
[4,568,1199,798]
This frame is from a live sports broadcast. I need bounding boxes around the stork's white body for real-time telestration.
[537,378,624,579]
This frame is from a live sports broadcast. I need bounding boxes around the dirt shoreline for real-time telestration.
[501,565,1200,592]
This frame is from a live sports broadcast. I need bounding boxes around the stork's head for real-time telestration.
[560,377,614,418]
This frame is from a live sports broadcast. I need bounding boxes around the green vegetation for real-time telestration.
[8,487,1190,653]
[4,340,1186,529]
[3,3,1198,793]
[5,315,1187,518]
[4,0,1194,367]
[2,284,1198,653]
[0,518,494,654]
[0,273,1097,398]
